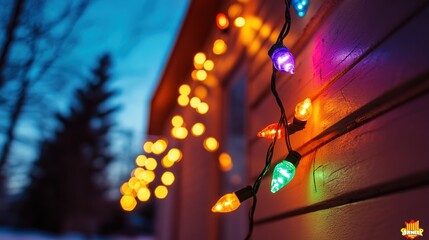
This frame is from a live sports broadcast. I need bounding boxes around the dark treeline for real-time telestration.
[0,0,153,237]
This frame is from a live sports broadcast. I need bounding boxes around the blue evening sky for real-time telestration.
[4,0,189,194]
[74,0,189,146]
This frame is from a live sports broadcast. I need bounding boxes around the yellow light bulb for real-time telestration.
[294,98,312,121]
[191,122,205,136]
[120,182,133,195]
[171,126,188,139]
[194,52,206,65]
[234,17,246,27]
[190,97,201,108]
[161,171,175,186]
[142,170,155,183]
[137,187,151,202]
[145,157,158,170]
[152,139,168,155]
[197,102,209,114]
[143,141,153,153]
[133,167,145,179]
[120,195,137,211]
[162,156,175,168]
[128,177,140,189]
[196,69,207,81]
[171,115,184,127]
[154,185,169,199]
[135,155,147,167]
[213,39,227,55]
[204,137,219,152]
[178,84,191,96]
[203,60,214,71]
[167,148,182,162]
[177,95,189,107]
[211,192,240,213]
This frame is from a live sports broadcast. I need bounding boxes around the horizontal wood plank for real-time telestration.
[253,185,429,240]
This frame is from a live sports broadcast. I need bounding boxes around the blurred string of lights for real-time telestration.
[119,0,254,212]
[210,0,311,239]
[119,0,310,230]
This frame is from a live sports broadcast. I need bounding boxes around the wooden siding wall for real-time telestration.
[243,0,429,239]
[153,0,429,239]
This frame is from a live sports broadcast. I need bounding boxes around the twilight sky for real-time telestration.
[4,0,189,194]
[73,0,189,147]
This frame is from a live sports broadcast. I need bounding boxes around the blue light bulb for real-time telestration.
[292,0,309,17]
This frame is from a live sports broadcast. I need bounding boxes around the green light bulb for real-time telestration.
[270,160,296,193]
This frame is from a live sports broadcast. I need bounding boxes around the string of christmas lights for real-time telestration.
[211,0,312,239]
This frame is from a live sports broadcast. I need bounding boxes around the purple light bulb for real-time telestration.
[268,44,295,74]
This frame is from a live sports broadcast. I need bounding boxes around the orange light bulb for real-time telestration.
[211,192,240,213]
[294,98,312,121]
[257,123,285,139]
[216,13,229,30]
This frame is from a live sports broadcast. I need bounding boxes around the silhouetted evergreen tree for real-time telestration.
[19,54,119,234]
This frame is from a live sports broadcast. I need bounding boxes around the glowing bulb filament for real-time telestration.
[294,98,312,121]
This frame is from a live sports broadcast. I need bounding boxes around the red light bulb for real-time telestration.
[257,123,285,139]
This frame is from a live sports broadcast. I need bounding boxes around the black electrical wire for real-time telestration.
[244,0,293,239]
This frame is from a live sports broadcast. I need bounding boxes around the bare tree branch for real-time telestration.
[0,0,26,87]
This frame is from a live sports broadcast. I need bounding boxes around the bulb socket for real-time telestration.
[235,185,253,203]
[286,151,302,167]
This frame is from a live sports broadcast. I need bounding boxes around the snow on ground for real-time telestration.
[0,227,154,240]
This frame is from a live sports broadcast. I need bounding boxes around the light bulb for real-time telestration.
[219,152,233,172]
[270,161,296,193]
[177,95,189,106]
[294,98,312,121]
[120,195,137,211]
[154,185,168,199]
[257,123,285,139]
[135,155,147,167]
[234,17,246,27]
[178,84,191,96]
[194,52,206,65]
[191,122,205,136]
[292,0,309,17]
[270,151,302,193]
[204,137,219,152]
[213,39,227,55]
[268,43,295,74]
[211,186,253,213]
[211,193,240,213]
[216,13,230,30]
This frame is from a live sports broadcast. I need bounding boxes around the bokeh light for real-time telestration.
[177,95,190,107]
[178,84,191,96]
[204,137,219,152]
[143,141,153,153]
[161,171,175,186]
[154,185,169,199]
[219,152,233,171]
[145,157,158,170]
[135,155,147,167]
[120,195,137,211]
[137,187,151,202]
[213,39,227,55]
[167,148,182,162]
[191,122,206,136]
[196,102,209,114]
